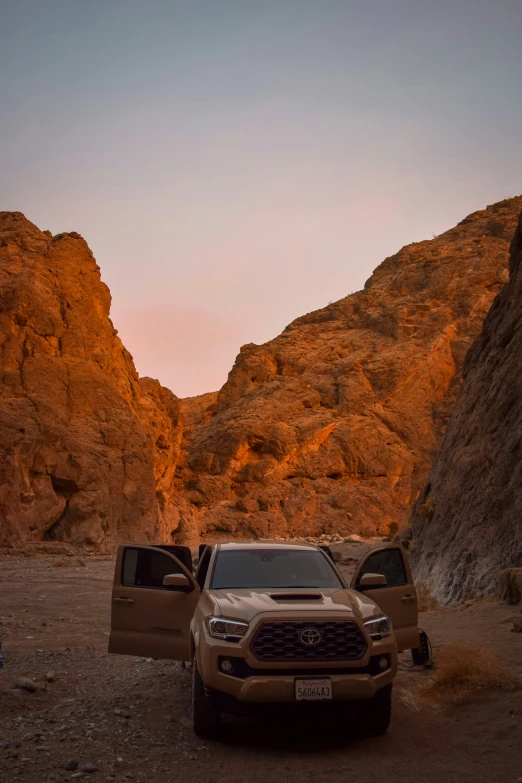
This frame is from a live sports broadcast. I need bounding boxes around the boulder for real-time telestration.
[498,568,522,605]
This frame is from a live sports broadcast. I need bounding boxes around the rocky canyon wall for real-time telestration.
[2,197,522,554]
[409,208,522,603]
[0,212,197,551]
[181,197,522,542]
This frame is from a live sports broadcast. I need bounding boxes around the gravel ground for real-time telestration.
[1,549,521,783]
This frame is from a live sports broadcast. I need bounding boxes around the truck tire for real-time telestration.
[192,662,221,738]
[361,684,392,735]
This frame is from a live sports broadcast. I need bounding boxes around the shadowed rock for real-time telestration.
[409,207,522,602]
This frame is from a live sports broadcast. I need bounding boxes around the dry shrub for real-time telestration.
[53,557,85,568]
[418,641,519,705]
[416,582,440,612]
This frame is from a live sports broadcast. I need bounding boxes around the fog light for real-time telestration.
[220,658,233,673]
[378,656,388,671]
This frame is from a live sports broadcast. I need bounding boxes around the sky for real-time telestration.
[1,1,522,397]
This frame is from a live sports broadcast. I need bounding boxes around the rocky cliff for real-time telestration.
[409,207,522,603]
[3,198,522,554]
[0,212,195,550]
[181,196,522,542]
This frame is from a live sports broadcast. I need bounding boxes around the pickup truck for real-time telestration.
[109,541,418,736]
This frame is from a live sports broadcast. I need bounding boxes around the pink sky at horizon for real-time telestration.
[113,302,241,399]
[110,190,412,398]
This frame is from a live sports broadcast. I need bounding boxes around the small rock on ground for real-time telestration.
[79,763,98,773]
[15,678,37,692]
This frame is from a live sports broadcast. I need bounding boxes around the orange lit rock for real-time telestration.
[181,197,522,541]
[2,197,522,552]
[0,212,187,550]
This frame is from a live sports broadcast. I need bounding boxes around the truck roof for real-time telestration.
[216,541,319,552]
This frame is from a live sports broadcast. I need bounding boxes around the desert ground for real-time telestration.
[1,543,521,783]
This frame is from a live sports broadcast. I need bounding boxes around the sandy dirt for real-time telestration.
[1,546,521,783]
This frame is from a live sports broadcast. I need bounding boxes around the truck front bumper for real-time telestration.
[214,668,394,703]
[198,636,397,703]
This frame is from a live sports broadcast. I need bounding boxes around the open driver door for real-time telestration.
[351,545,419,651]
[109,545,200,661]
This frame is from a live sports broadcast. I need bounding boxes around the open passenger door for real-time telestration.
[351,545,419,651]
[109,545,200,661]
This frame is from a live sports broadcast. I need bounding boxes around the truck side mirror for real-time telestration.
[162,573,194,591]
[358,573,387,588]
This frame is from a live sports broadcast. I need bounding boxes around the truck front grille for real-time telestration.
[251,620,367,662]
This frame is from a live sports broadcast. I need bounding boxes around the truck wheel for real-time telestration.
[192,662,221,738]
[361,684,392,735]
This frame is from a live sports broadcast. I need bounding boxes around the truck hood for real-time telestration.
[208,587,381,623]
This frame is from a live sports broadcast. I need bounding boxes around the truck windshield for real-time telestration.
[210,548,343,590]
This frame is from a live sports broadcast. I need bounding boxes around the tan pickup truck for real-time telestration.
[109,542,418,737]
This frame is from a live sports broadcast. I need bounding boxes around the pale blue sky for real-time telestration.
[1,1,521,396]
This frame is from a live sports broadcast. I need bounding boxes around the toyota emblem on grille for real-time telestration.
[299,628,322,646]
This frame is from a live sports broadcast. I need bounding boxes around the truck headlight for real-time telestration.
[205,616,249,642]
[364,615,391,640]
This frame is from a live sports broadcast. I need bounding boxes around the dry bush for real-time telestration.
[418,641,519,705]
[416,582,440,612]
[53,557,85,568]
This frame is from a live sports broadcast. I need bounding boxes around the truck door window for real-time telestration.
[122,547,183,589]
[195,546,212,588]
[356,548,407,588]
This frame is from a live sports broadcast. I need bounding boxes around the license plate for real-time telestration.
[295,678,332,701]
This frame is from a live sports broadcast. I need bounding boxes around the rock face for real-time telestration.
[181,197,522,542]
[3,198,522,554]
[0,212,191,550]
[409,208,522,603]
